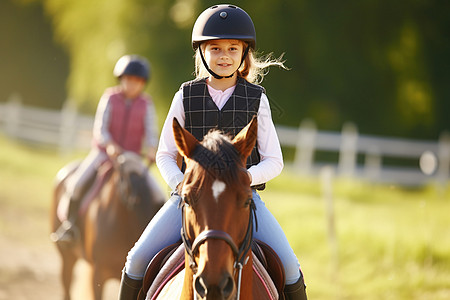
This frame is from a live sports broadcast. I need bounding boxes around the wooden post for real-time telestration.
[5,93,21,137]
[320,166,339,271]
[364,146,382,181]
[59,100,78,155]
[437,132,450,191]
[294,119,316,175]
[338,122,358,177]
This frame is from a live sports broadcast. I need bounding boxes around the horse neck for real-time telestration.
[100,172,133,223]
[103,172,122,207]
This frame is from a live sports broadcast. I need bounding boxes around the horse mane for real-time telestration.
[190,130,243,185]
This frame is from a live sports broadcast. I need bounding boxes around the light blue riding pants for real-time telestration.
[125,190,301,285]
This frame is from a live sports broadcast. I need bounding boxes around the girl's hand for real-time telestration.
[106,142,122,159]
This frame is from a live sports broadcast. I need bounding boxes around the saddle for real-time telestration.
[78,161,113,217]
[140,239,285,300]
[56,160,113,223]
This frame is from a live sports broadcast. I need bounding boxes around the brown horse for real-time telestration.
[51,152,164,300]
[145,116,280,300]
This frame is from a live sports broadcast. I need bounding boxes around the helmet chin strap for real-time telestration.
[199,45,250,80]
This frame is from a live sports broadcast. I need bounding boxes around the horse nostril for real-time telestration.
[194,275,207,298]
[220,274,234,299]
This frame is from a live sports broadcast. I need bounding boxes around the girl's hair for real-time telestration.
[195,42,287,84]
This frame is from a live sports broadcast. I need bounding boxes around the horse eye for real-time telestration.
[182,195,190,206]
[183,193,198,206]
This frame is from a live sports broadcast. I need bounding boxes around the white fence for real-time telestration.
[277,120,450,186]
[0,94,93,154]
[0,95,449,186]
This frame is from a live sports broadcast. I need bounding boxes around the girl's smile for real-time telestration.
[202,39,244,77]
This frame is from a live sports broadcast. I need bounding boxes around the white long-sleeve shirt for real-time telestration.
[156,83,284,190]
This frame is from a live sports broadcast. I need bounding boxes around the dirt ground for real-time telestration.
[0,203,119,300]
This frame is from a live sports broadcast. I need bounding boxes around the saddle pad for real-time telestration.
[147,244,185,299]
[145,245,278,300]
[253,252,279,300]
[150,269,184,300]
[78,161,113,217]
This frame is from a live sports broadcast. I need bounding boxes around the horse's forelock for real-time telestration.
[190,130,242,185]
[201,130,231,150]
[119,152,146,176]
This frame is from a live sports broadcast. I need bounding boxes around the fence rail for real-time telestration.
[277,120,449,186]
[0,95,93,155]
[0,95,449,186]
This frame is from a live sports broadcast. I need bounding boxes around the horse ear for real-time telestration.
[232,116,258,162]
[173,118,199,159]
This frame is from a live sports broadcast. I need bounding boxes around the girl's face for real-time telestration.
[120,75,146,99]
[202,39,244,78]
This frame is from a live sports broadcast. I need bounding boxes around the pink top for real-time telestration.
[207,84,236,110]
[92,87,158,153]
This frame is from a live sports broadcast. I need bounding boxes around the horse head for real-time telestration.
[173,116,258,300]
[115,151,151,210]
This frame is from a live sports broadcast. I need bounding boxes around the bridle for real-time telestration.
[179,192,257,300]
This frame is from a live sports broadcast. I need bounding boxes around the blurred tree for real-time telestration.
[41,0,197,124]
[0,0,69,109]
[43,0,140,112]
[11,0,448,138]
[245,0,448,138]
[416,0,450,138]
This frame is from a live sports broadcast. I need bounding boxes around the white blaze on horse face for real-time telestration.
[211,180,226,203]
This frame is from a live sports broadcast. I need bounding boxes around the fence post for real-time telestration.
[437,132,450,190]
[59,99,78,155]
[5,93,21,137]
[338,122,358,177]
[294,119,316,174]
[364,146,382,181]
[320,166,339,271]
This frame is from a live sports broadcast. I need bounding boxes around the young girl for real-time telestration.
[51,54,161,245]
[119,5,307,300]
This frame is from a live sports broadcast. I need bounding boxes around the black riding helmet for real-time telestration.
[192,4,256,79]
[113,55,151,81]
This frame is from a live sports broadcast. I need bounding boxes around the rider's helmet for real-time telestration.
[113,55,151,81]
[191,4,256,79]
[192,4,256,50]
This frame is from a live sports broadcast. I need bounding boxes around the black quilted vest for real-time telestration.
[182,77,264,171]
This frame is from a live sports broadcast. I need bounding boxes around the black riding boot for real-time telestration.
[284,274,307,300]
[118,270,143,300]
[50,197,80,245]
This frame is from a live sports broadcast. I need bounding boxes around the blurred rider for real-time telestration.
[51,54,161,245]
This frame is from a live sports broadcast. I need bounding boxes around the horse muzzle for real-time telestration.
[194,271,235,300]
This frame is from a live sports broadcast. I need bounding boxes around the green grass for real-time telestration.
[0,135,82,211]
[1,133,450,299]
[264,173,450,299]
